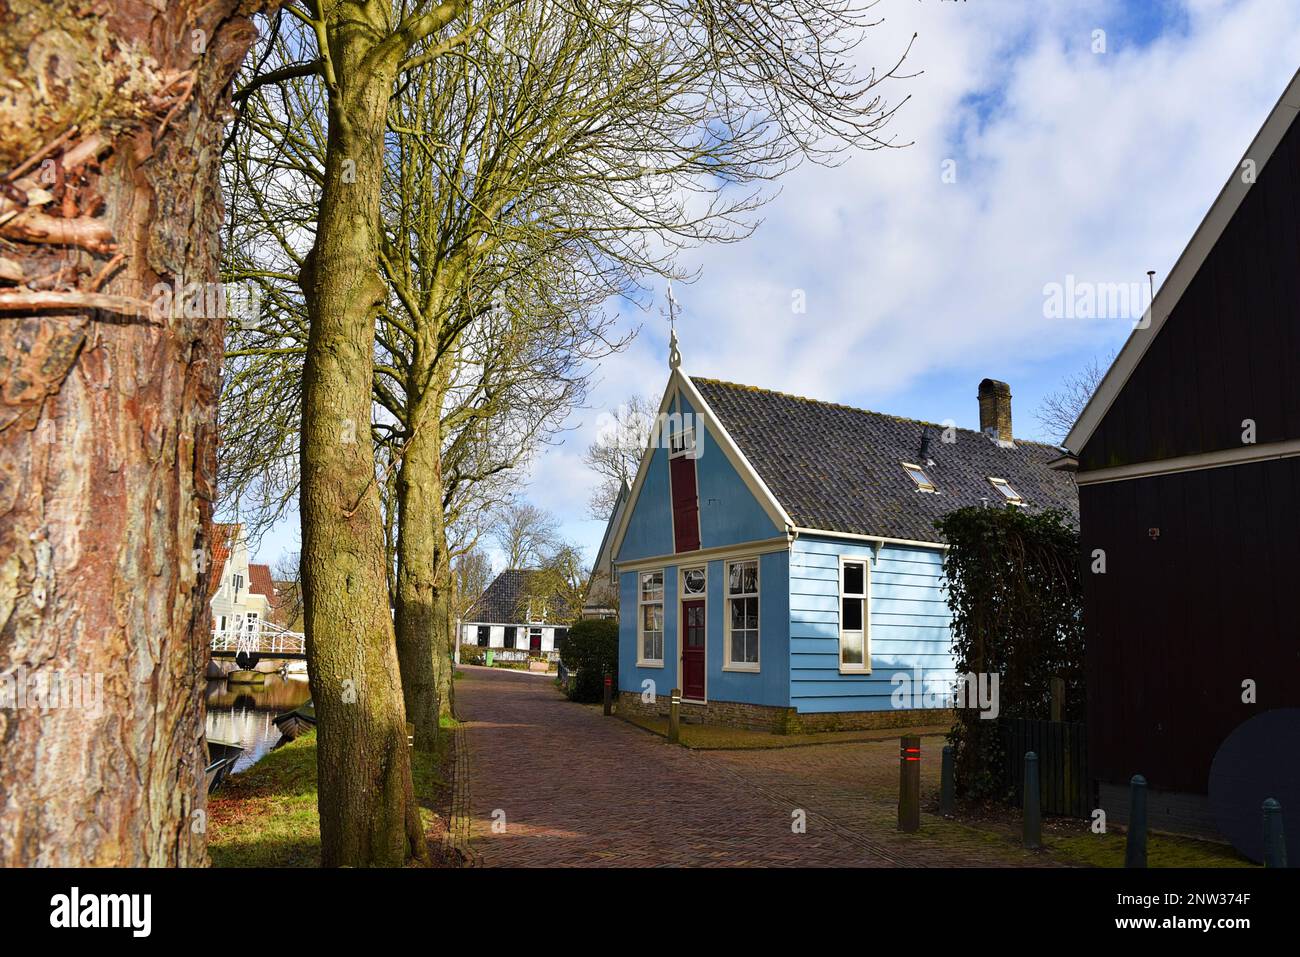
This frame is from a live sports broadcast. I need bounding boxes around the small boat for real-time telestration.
[272,699,316,740]
[205,738,244,793]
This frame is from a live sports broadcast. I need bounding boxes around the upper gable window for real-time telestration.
[901,462,936,493]
[669,422,696,459]
[989,477,1024,505]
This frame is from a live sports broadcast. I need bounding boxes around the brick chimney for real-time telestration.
[978,379,1013,443]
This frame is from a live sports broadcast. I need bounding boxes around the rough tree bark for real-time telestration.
[0,0,269,865]
[394,354,452,750]
[297,4,427,867]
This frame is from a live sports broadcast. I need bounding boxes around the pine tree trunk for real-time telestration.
[298,12,426,867]
[0,0,265,866]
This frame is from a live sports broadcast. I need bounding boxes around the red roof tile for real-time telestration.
[248,563,275,600]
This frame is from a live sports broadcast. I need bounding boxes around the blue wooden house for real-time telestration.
[607,337,1078,731]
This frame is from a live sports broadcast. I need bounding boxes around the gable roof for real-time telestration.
[691,377,1079,544]
[591,479,629,579]
[1065,68,1300,456]
[248,563,275,600]
[465,569,573,625]
[207,522,238,604]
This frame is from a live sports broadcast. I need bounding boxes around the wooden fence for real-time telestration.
[1001,718,1091,818]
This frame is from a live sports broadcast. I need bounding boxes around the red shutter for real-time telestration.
[670,455,700,552]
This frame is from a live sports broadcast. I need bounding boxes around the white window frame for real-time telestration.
[901,461,936,493]
[838,555,871,674]
[723,558,760,673]
[989,476,1025,505]
[637,569,665,667]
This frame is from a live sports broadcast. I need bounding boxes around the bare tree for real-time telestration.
[222,0,913,864]
[492,501,561,569]
[272,551,306,629]
[451,547,493,621]
[1035,353,1115,443]
[0,0,273,866]
[519,541,589,624]
[584,394,658,518]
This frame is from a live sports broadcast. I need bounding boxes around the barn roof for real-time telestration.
[692,377,1079,544]
[1064,68,1300,456]
[464,569,573,625]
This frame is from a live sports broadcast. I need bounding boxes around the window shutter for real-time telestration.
[669,455,700,552]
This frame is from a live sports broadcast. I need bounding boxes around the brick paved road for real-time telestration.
[457,665,1054,867]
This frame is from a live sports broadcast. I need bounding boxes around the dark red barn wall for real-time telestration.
[1080,456,1300,797]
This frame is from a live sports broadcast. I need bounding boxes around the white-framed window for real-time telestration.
[989,477,1024,505]
[839,556,870,673]
[724,558,760,671]
[217,614,227,632]
[231,573,244,594]
[901,462,936,492]
[670,421,696,459]
[638,570,664,666]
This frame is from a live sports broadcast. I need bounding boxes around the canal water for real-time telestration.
[205,674,312,774]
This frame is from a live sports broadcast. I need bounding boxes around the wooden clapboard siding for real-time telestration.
[789,534,956,714]
[1080,456,1300,795]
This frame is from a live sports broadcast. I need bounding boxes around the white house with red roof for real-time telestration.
[208,523,275,642]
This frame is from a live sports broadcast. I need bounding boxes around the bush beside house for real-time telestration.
[934,506,1084,801]
[558,618,618,702]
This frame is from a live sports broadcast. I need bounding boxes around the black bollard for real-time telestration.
[1263,798,1287,868]
[898,735,920,832]
[1125,774,1148,868]
[668,688,682,744]
[602,673,612,716]
[1023,751,1041,849]
[939,745,955,817]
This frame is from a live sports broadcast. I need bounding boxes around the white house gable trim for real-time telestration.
[610,367,794,563]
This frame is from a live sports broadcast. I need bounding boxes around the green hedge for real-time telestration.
[558,618,619,703]
[934,506,1084,801]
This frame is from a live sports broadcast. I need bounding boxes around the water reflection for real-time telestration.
[205,674,312,774]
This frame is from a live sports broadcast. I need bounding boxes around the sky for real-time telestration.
[251,0,1300,575]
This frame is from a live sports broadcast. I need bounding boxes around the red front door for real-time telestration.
[682,600,706,701]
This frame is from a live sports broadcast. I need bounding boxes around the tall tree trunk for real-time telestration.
[434,540,455,719]
[298,8,426,867]
[0,0,265,865]
[394,381,450,750]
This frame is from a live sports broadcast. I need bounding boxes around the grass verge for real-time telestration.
[208,730,451,867]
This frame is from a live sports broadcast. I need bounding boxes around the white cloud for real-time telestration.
[526,0,1300,561]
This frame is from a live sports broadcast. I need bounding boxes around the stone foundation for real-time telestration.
[618,691,953,735]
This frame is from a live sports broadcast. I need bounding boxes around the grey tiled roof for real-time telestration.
[464,569,573,625]
[692,377,1079,544]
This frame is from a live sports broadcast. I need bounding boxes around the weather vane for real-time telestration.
[666,281,682,370]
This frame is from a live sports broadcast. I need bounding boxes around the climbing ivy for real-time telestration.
[934,506,1085,801]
